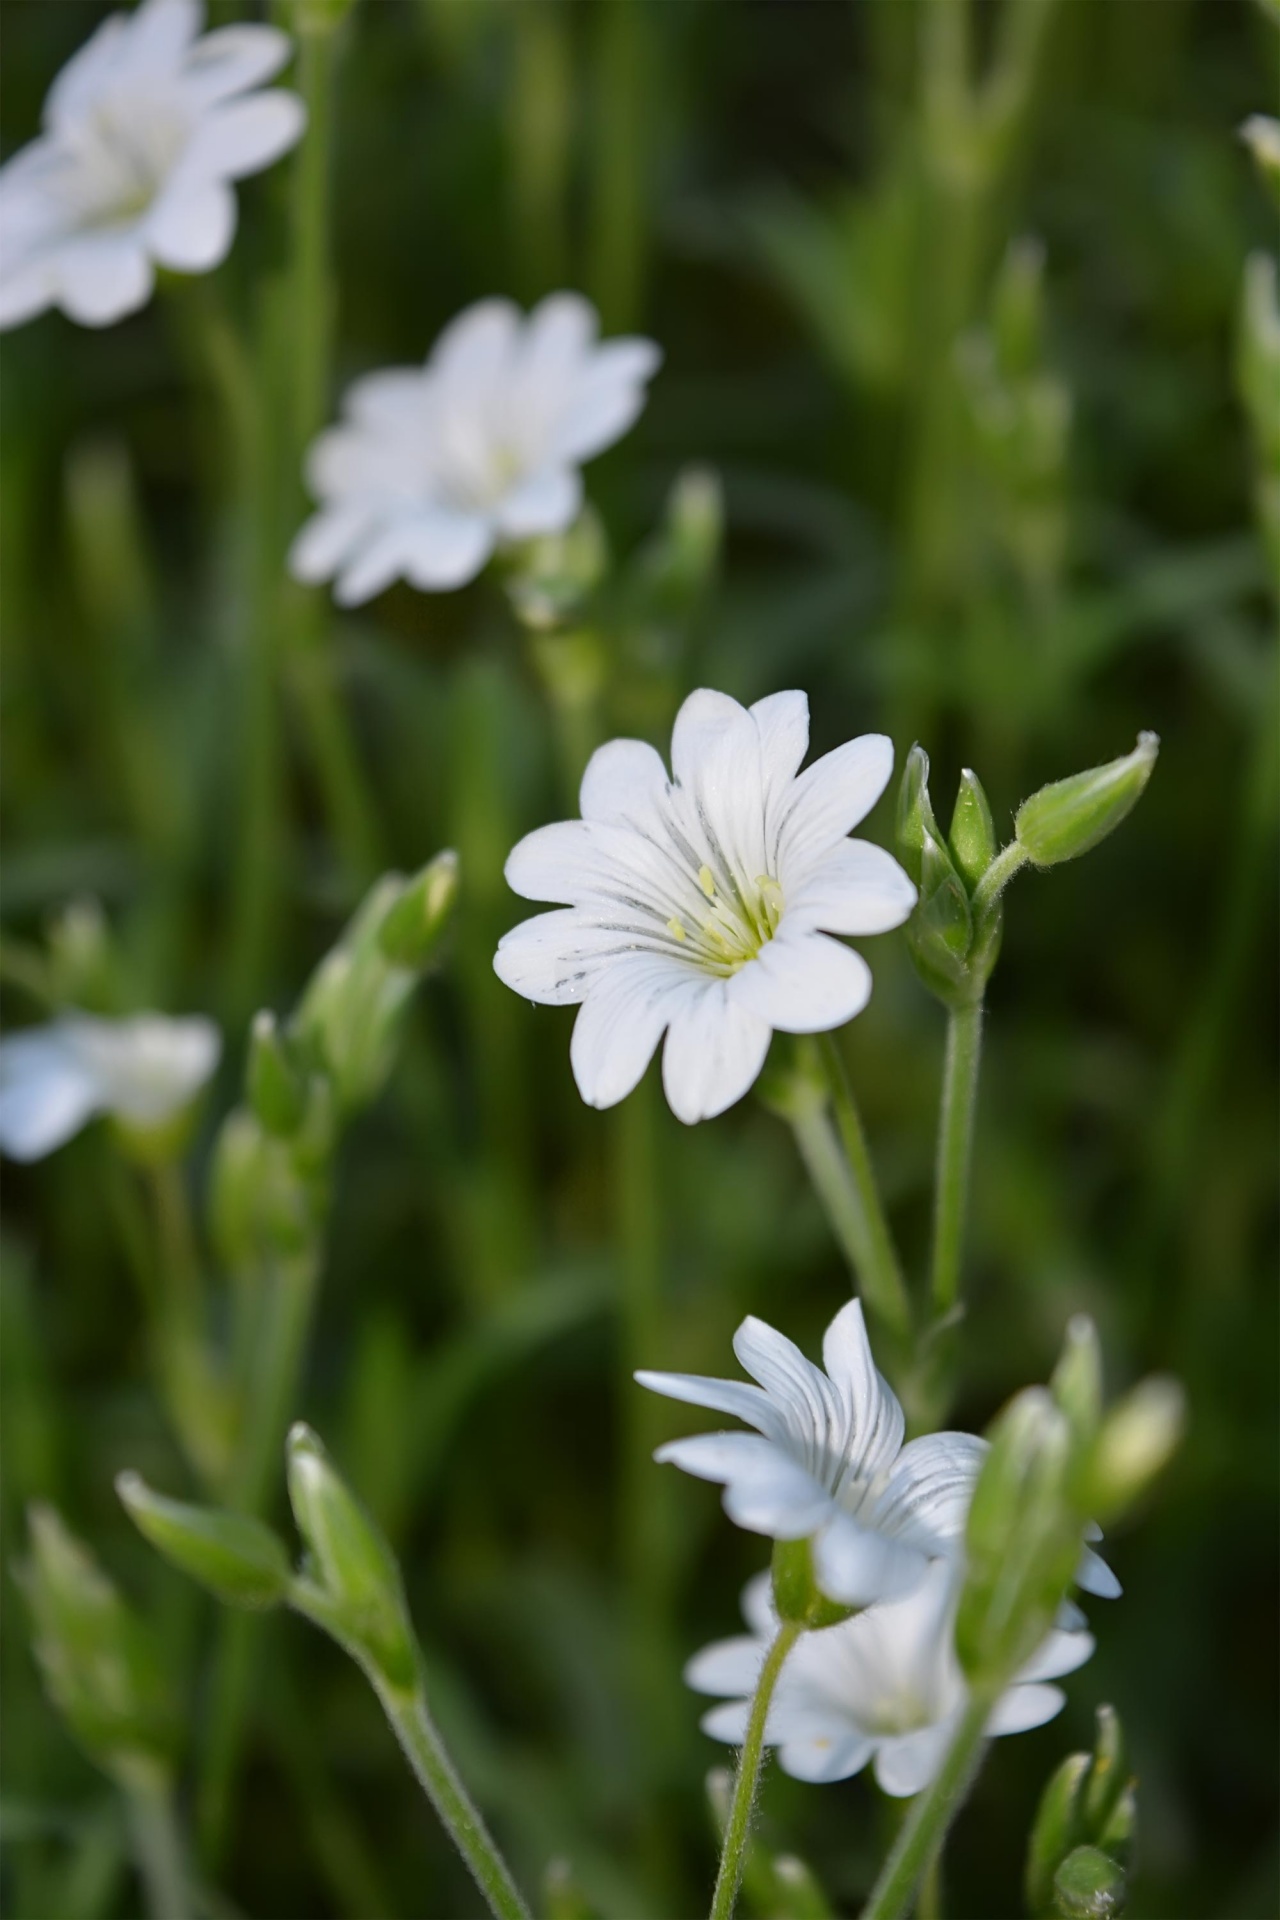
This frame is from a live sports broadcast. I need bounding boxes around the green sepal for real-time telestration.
[286,1424,417,1691]
[948,768,997,891]
[116,1473,291,1609]
[1014,734,1159,868]
[1026,1705,1137,1916]
[247,1010,308,1138]
[1052,1846,1128,1919]
[771,1537,855,1631]
[895,744,943,889]
[377,850,459,970]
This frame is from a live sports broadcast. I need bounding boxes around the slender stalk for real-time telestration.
[817,1037,912,1341]
[373,1678,533,1920]
[146,1160,204,1326]
[929,1001,984,1317]
[709,1621,803,1920]
[124,1771,189,1920]
[969,840,1028,921]
[917,1844,944,1920]
[858,1692,992,1920]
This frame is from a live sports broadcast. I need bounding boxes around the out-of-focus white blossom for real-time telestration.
[0,1012,220,1160]
[290,292,660,605]
[0,0,304,330]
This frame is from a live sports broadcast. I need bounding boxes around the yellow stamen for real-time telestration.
[698,864,717,899]
[666,917,686,943]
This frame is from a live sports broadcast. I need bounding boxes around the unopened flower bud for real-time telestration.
[1051,1314,1103,1448]
[46,897,117,1011]
[209,1108,321,1268]
[247,1010,308,1137]
[116,1473,291,1610]
[641,464,724,610]
[1026,1704,1136,1915]
[295,877,418,1112]
[377,850,459,970]
[957,1388,1079,1688]
[1051,1846,1128,1920]
[1079,1376,1185,1525]
[905,830,975,1003]
[286,1424,416,1690]
[1014,734,1159,868]
[896,745,943,889]
[948,768,997,891]
[18,1505,176,1787]
[1240,115,1280,195]
[771,1537,855,1631]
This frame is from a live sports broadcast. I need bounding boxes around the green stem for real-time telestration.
[373,1678,533,1920]
[858,1692,992,1920]
[147,1160,204,1326]
[969,840,1028,921]
[709,1621,803,1920]
[816,1037,912,1341]
[929,1001,984,1318]
[198,1249,321,1865]
[124,1771,189,1920]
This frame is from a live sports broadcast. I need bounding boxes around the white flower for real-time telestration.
[0,0,304,331]
[289,292,661,606]
[637,1299,1121,1608]
[0,1012,221,1161]
[493,688,916,1125]
[687,1559,1094,1794]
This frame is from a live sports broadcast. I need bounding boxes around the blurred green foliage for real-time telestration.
[1,2,1276,1917]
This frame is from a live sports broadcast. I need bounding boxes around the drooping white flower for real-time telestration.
[637,1299,1120,1608]
[0,0,304,331]
[493,688,916,1125]
[289,292,661,606]
[687,1559,1094,1794]
[0,1013,220,1161]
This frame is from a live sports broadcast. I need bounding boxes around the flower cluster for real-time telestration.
[0,0,304,329]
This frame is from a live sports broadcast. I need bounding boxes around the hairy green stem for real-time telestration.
[124,1771,189,1920]
[930,1001,984,1317]
[374,1678,533,1920]
[709,1621,803,1920]
[817,1037,912,1341]
[970,840,1028,921]
[858,1692,992,1920]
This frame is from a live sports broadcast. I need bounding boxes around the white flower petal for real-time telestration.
[684,1634,767,1697]
[655,1432,833,1537]
[289,502,379,585]
[45,14,133,132]
[661,981,772,1124]
[778,1730,876,1785]
[57,234,154,325]
[869,1431,988,1551]
[1076,1546,1122,1599]
[701,1700,752,1745]
[65,1013,220,1124]
[820,1300,906,1480]
[124,0,203,79]
[874,1725,953,1798]
[550,337,661,463]
[180,24,291,107]
[401,509,493,590]
[493,909,642,1005]
[1017,1628,1095,1686]
[750,690,810,808]
[633,1367,790,1443]
[727,929,871,1035]
[985,1684,1066,1737]
[774,734,895,870]
[732,1314,840,1442]
[0,252,58,329]
[145,178,235,270]
[570,961,687,1108]
[670,688,769,889]
[812,1509,928,1608]
[741,1571,776,1636]
[503,820,605,905]
[784,839,917,935]
[0,1031,101,1161]
[494,464,582,540]
[579,738,671,829]
[184,91,306,181]
[431,296,521,394]
[345,367,430,431]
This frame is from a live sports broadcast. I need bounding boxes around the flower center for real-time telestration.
[860,1691,936,1737]
[67,94,190,228]
[665,865,784,975]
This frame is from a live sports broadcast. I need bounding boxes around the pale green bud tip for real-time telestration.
[116,1472,291,1609]
[1083,1376,1185,1522]
[1240,115,1280,184]
[247,1010,307,1137]
[896,744,937,886]
[1015,732,1159,868]
[949,768,997,890]
[1052,1313,1103,1440]
[1052,1846,1127,1919]
[669,465,724,565]
[377,850,459,969]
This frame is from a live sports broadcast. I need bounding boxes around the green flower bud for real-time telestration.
[1051,1314,1103,1448]
[992,236,1047,381]
[208,1108,321,1268]
[46,897,118,1013]
[17,1505,177,1788]
[895,745,943,889]
[772,1855,835,1920]
[771,1537,855,1631]
[1078,1376,1185,1525]
[1052,1846,1127,1919]
[286,1424,417,1690]
[506,506,609,631]
[905,830,975,1004]
[1240,115,1280,198]
[948,768,997,892]
[247,1010,308,1138]
[634,465,725,614]
[295,878,419,1113]
[1014,734,1159,869]
[116,1473,291,1610]
[377,850,459,970]
[1026,1705,1137,1915]
[956,1387,1080,1688]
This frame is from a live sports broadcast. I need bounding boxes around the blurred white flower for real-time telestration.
[687,1559,1094,1794]
[638,1299,1121,1607]
[289,292,661,605]
[0,1012,220,1161]
[494,688,915,1125]
[0,0,304,331]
